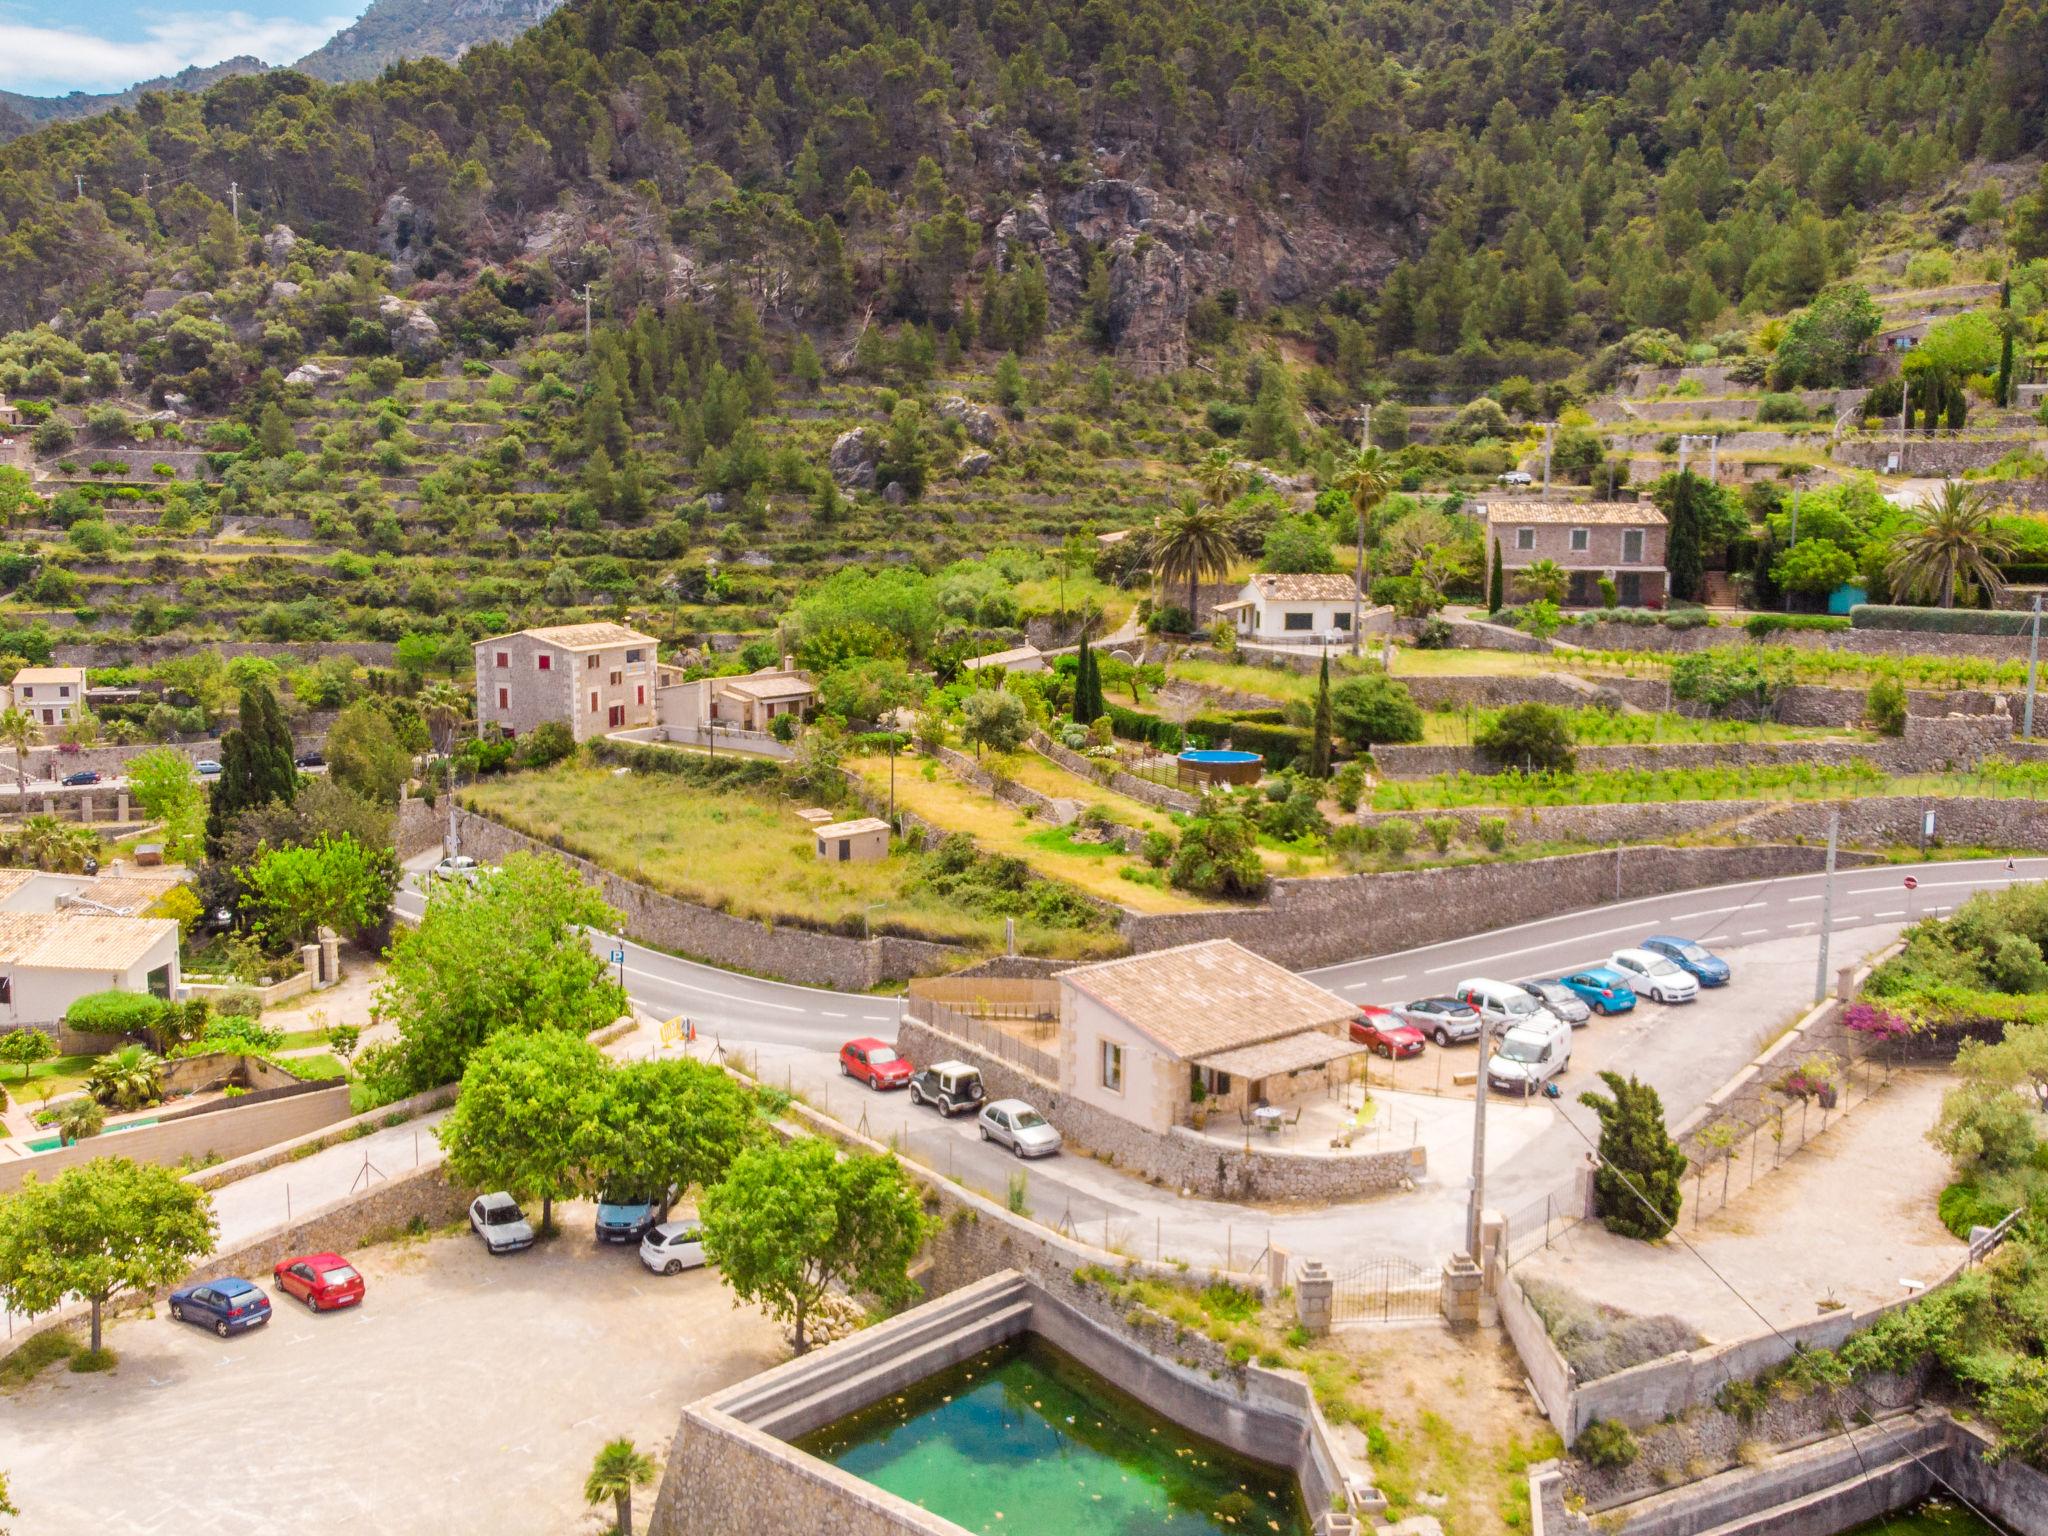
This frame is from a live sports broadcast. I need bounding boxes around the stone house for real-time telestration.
[812,817,890,862]
[473,623,659,743]
[0,910,179,1029]
[657,657,817,736]
[1484,500,1671,607]
[0,394,19,427]
[1055,939,1365,1133]
[1213,573,1366,643]
[9,666,89,729]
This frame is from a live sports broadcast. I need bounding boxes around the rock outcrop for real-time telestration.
[957,449,994,478]
[1105,237,1188,376]
[935,396,1000,445]
[378,295,442,362]
[829,427,878,491]
[262,224,298,262]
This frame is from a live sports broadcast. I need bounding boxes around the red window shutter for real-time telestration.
[537,654,551,671]
[636,686,645,705]
[496,652,509,668]
[589,692,598,713]
[497,688,508,709]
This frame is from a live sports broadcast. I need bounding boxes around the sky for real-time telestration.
[0,0,363,96]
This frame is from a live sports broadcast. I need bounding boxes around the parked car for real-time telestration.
[908,1060,986,1117]
[271,1252,365,1312]
[1497,469,1534,485]
[60,770,100,786]
[1609,948,1700,1004]
[596,1189,669,1244]
[168,1277,272,1337]
[1390,996,1482,1046]
[1557,967,1638,1015]
[839,1037,913,1090]
[1349,1008,1426,1058]
[193,759,223,777]
[431,854,481,883]
[1641,935,1732,987]
[468,1192,535,1254]
[199,903,237,937]
[1485,1016,1572,1096]
[640,1218,708,1275]
[977,1099,1063,1157]
[1453,977,1563,1034]
[1516,979,1591,1026]
[294,751,325,768]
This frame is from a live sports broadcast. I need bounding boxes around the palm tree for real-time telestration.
[584,1437,657,1534]
[1,814,99,872]
[1151,496,1238,633]
[1333,443,1395,655]
[1519,558,1570,604]
[0,704,36,794]
[418,681,468,759]
[51,1096,104,1146]
[1194,446,1245,513]
[87,1044,164,1112]
[1886,481,2014,609]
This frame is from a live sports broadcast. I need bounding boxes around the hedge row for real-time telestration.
[65,990,168,1033]
[1743,614,1851,637]
[1105,701,1185,752]
[1187,713,1313,767]
[590,737,785,789]
[1850,604,2037,636]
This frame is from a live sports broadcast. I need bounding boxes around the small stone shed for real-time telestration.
[812,817,891,863]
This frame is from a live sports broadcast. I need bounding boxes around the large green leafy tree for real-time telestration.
[700,1137,930,1354]
[373,851,627,1094]
[203,684,296,858]
[325,700,413,805]
[125,748,204,864]
[1329,673,1422,749]
[1579,1072,1686,1240]
[242,833,401,949]
[0,1157,216,1352]
[1768,284,1881,388]
[578,1058,764,1204]
[439,1030,609,1234]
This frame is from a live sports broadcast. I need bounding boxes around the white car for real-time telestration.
[639,1219,707,1275]
[468,1192,534,1254]
[431,854,481,883]
[1497,470,1534,485]
[1609,948,1700,1004]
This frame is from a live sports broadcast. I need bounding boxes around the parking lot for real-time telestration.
[0,1200,784,1536]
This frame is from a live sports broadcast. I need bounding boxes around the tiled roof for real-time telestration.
[1246,574,1364,602]
[0,911,176,970]
[10,667,86,686]
[722,674,816,701]
[0,869,44,900]
[965,646,1045,669]
[1484,501,1667,526]
[480,623,657,651]
[61,873,188,915]
[1058,939,1355,1060]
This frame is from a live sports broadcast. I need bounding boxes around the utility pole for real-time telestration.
[228,180,239,224]
[578,285,594,344]
[1675,434,1689,478]
[140,172,149,200]
[1783,487,1800,614]
[1466,1020,1493,1265]
[1707,435,1720,483]
[2026,594,2043,741]
[1899,375,1911,474]
[73,173,84,200]
[1812,810,1840,1004]
[1540,422,1554,499]
[1351,407,1368,657]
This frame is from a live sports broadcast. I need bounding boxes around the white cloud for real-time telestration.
[0,10,359,96]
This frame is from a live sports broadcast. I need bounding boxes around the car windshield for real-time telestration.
[488,1206,522,1224]
[1645,958,1683,977]
[1011,1109,1048,1129]
[1501,993,1539,1015]
[1498,1037,1545,1063]
[866,1046,899,1065]
[1670,943,1709,961]
[320,1266,359,1284]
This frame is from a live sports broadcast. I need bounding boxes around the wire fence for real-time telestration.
[905,996,1060,1080]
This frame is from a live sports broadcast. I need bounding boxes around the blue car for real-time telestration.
[1642,936,1732,987]
[1558,967,1638,1015]
[596,1192,666,1244]
[168,1277,272,1338]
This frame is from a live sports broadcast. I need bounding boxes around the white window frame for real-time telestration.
[1282,611,1314,631]
[1516,527,1535,552]
[1569,527,1589,553]
[1101,1040,1123,1094]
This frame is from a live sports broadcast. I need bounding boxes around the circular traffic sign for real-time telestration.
[1903,876,1919,890]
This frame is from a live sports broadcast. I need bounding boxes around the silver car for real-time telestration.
[432,854,481,883]
[468,1192,534,1254]
[1390,997,1482,1046]
[1517,979,1591,1026]
[977,1099,1062,1158]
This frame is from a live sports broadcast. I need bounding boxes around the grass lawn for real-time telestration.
[1169,656,1377,703]
[1384,648,1581,678]
[848,755,1217,915]
[3,1053,96,1104]
[989,751,1180,835]
[1416,708,1870,747]
[463,766,1113,957]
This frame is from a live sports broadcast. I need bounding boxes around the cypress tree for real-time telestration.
[1488,538,1505,613]
[1579,1071,1686,1240]
[1996,280,2015,408]
[1073,635,1102,725]
[205,684,299,857]
[1311,654,1333,778]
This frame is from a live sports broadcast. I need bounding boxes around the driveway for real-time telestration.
[0,1202,785,1536]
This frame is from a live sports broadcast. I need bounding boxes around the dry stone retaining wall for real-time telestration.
[895,1015,1422,1201]
[1559,620,2036,660]
[450,806,962,989]
[1031,732,1201,813]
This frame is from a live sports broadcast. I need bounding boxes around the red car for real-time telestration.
[1349,1008,1426,1059]
[271,1251,366,1312]
[839,1037,913,1090]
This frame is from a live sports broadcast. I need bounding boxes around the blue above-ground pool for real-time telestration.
[1177,748,1263,785]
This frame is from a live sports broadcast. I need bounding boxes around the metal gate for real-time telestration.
[1330,1257,1439,1324]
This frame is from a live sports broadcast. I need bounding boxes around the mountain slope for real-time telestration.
[291,0,568,82]
[0,59,268,142]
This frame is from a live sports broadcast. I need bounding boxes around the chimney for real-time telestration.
[781,654,795,673]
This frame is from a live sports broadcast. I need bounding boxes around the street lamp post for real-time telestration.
[1466,1020,1495,1265]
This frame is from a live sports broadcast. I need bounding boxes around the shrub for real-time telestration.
[1522,1276,1704,1381]
[1575,1419,1640,1470]
[1867,673,1908,736]
[1476,703,1576,773]
[1420,815,1457,854]
[1168,814,1268,899]
[1476,816,1509,853]
[1744,614,1849,638]
[1851,605,2035,636]
[1328,674,1422,750]
[64,990,168,1037]
[1378,819,1414,858]
[1412,616,1453,649]
[1755,393,1808,423]
[1936,1180,2012,1238]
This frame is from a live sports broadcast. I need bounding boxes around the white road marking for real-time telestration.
[822,1011,848,1018]
[622,964,804,1013]
[1382,973,1406,982]
[1419,917,1664,974]
[1741,929,1771,937]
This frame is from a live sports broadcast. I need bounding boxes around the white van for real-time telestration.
[1454,977,1562,1035]
[1486,1015,1572,1096]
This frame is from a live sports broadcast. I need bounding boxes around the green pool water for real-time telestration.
[1843,1496,2005,1536]
[795,1336,1309,1536]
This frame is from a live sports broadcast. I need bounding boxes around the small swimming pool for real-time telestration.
[1177,748,1264,785]
[22,1116,158,1154]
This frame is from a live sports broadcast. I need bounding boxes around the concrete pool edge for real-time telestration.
[649,1268,1362,1535]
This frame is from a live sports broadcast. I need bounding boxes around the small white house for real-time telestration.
[813,817,891,863]
[0,911,179,1028]
[1212,574,1365,643]
[11,666,88,729]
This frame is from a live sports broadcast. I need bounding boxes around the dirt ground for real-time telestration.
[1333,1322,1560,1534]
[1517,1069,1966,1339]
[264,941,394,1048]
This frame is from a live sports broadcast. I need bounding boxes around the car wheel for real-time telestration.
[214,1320,230,1338]
[665,1260,682,1276]
[978,1125,990,1141]
[170,1303,185,1322]
[1434,1028,1450,1046]
[306,1292,320,1311]
[1013,1141,1026,1158]
[909,1085,924,1106]
[838,1061,849,1077]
